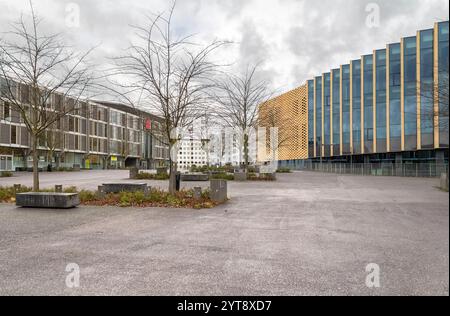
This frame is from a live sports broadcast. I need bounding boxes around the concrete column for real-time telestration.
[395,153,403,177]
[435,150,446,177]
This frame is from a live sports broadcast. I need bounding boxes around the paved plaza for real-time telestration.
[0,171,448,295]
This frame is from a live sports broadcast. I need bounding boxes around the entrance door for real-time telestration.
[0,155,13,171]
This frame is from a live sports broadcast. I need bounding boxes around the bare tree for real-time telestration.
[213,64,274,171]
[419,73,449,133]
[0,2,95,191]
[111,1,226,193]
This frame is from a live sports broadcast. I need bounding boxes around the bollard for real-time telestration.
[55,185,63,193]
[13,184,21,196]
[97,185,105,198]
[193,187,202,200]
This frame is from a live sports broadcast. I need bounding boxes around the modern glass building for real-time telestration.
[268,21,449,175]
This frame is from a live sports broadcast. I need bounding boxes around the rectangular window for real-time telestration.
[420,29,434,149]
[375,49,387,153]
[352,60,362,154]
[11,125,17,144]
[363,55,373,153]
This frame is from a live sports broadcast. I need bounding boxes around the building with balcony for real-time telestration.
[0,78,170,171]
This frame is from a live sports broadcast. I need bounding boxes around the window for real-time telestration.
[3,102,10,120]
[11,126,17,144]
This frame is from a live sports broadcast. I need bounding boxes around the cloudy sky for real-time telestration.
[0,0,448,95]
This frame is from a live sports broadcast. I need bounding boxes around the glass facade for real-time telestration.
[342,65,351,154]
[375,49,387,153]
[304,22,449,160]
[323,73,331,157]
[389,43,402,152]
[352,60,362,154]
[438,22,449,147]
[315,77,322,156]
[332,69,341,155]
[363,55,374,153]
[404,37,417,151]
[420,29,434,149]
[308,80,315,157]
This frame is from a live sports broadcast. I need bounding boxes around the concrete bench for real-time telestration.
[102,183,148,194]
[234,172,247,181]
[16,192,80,209]
[181,173,209,181]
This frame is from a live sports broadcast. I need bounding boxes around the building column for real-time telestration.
[395,152,403,177]
[435,150,446,176]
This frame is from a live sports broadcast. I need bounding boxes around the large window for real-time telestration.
[404,37,417,151]
[308,80,314,157]
[342,65,351,154]
[315,76,322,156]
[438,21,449,147]
[375,49,387,153]
[420,29,434,149]
[363,55,374,153]
[352,60,361,154]
[332,69,340,155]
[323,73,331,157]
[389,43,401,152]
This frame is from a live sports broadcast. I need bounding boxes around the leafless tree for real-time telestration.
[212,64,274,171]
[0,2,95,190]
[110,1,226,193]
[419,73,449,133]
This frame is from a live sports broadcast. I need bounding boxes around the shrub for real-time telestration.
[56,167,75,172]
[0,185,32,202]
[247,173,276,181]
[78,190,97,203]
[0,185,222,209]
[0,171,13,177]
[277,168,292,173]
[136,172,170,180]
[63,186,78,193]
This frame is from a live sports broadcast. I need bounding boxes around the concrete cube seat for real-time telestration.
[16,192,80,209]
[102,183,147,193]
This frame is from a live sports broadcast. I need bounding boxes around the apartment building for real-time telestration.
[0,78,170,171]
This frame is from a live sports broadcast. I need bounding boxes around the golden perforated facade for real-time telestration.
[258,85,308,162]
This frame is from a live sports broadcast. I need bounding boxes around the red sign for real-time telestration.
[145,119,151,130]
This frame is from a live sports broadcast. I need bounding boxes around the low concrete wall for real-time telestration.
[181,173,209,181]
[16,192,80,209]
[102,183,147,194]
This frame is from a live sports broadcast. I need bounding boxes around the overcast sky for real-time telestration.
[0,0,448,95]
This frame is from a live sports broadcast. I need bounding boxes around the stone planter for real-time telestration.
[16,192,80,209]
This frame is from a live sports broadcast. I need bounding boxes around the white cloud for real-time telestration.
[0,0,448,95]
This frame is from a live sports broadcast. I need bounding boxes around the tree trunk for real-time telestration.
[243,133,249,172]
[31,133,40,191]
[168,142,177,194]
[168,160,177,194]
